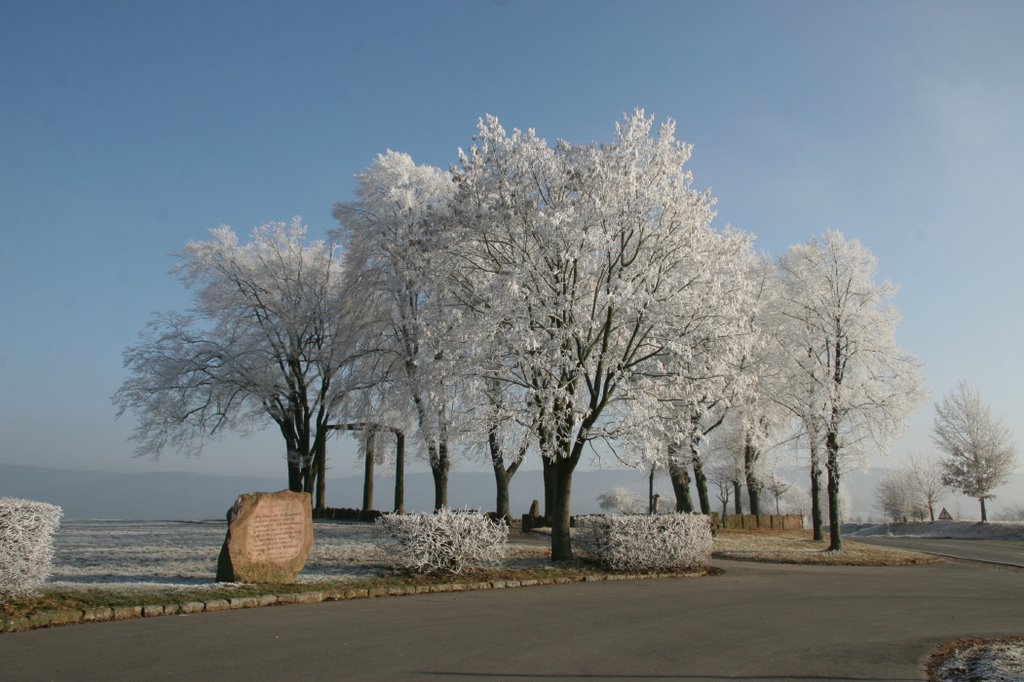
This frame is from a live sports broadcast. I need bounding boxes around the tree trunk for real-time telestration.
[430,441,450,510]
[493,466,511,522]
[744,435,762,516]
[393,431,405,514]
[313,433,327,510]
[733,480,742,514]
[810,449,823,541]
[362,427,376,512]
[648,467,656,515]
[550,456,577,561]
[488,431,523,522]
[279,420,311,495]
[542,457,556,520]
[692,454,711,515]
[667,452,694,513]
[298,423,315,496]
[979,498,987,522]
[287,448,303,493]
[826,429,842,551]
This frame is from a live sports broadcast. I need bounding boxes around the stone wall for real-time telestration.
[312,507,385,522]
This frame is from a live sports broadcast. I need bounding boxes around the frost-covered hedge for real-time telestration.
[376,508,508,575]
[0,497,63,597]
[575,513,713,572]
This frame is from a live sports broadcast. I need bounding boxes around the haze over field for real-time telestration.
[1,2,1021,510]
[3,463,1021,523]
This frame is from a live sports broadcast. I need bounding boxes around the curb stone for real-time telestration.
[113,605,143,620]
[2,568,708,633]
[82,607,113,622]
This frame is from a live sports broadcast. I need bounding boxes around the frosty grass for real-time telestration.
[50,520,388,592]
[48,519,548,593]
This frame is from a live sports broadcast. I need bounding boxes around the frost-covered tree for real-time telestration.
[774,231,924,550]
[875,468,927,523]
[995,503,1024,521]
[113,220,350,505]
[705,423,747,515]
[649,251,760,516]
[707,452,740,519]
[737,408,790,516]
[333,152,463,510]
[760,258,828,538]
[449,111,754,560]
[907,453,946,522]
[765,465,792,515]
[931,382,1017,521]
[704,411,778,515]
[778,482,811,519]
[596,487,645,515]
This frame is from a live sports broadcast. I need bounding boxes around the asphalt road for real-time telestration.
[2,559,1022,682]
[856,536,1024,567]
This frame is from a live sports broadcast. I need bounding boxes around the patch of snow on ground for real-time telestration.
[842,520,1024,540]
[935,641,1024,682]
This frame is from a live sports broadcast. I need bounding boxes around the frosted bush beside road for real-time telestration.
[575,514,713,572]
[0,498,62,597]
[376,509,508,575]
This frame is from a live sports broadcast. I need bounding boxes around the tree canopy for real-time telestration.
[113,219,350,503]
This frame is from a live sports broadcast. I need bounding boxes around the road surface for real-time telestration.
[856,536,1024,567]
[3,558,1023,681]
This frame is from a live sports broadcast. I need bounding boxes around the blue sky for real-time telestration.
[1,1,1021,491]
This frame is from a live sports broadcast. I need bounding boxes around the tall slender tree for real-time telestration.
[774,230,924,550]
[333,152,463,510]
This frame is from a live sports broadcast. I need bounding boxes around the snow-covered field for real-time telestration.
[49,519,391,591]
[843,520,1024,540]
[48,519,548,592]
[48,519,1023,593]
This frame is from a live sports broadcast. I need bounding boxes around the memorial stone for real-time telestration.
[216,490,313,583]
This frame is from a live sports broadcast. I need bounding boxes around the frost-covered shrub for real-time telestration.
[0,497,63,597]
[575,513,712,572]
[376,508,508,575]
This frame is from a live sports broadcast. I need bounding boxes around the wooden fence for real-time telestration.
[721,513,803,530]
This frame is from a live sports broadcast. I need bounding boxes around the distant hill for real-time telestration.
[2,462,1020,521]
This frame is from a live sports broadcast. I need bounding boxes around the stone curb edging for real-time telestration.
[1,569,703,634]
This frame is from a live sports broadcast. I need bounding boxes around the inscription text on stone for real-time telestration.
[247,507,305,562]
